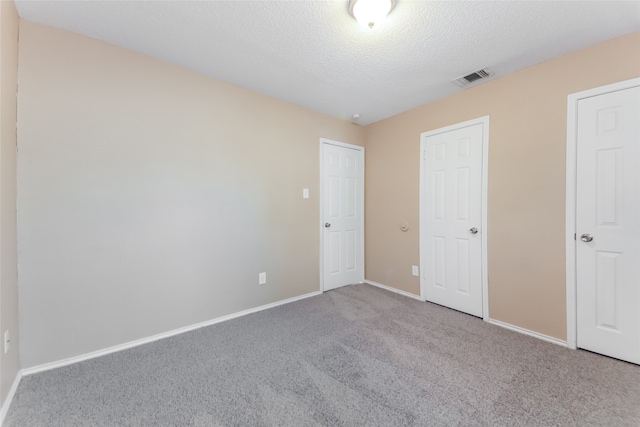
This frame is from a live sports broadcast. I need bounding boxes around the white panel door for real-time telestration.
[576,86,640,364]
[422,123,484,317]
[322,141,364,292]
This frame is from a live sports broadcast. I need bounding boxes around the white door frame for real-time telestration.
[319,138,365,292]
[565,77,640,350]
[419,116,490,320]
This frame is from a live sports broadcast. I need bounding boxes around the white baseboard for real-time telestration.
[367,281,566,348]
[487,318,568,347]
[365,280,425,301]
[22,290,322,376]
[0,370,22,426]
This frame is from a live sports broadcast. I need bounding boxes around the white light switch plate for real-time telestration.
[303,188,309,199]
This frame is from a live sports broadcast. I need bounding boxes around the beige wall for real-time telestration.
[17,21,365,369]
[12,17,640,370]
[365,32,640,340]
[0,0,20,406]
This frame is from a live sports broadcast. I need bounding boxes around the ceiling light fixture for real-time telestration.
[349,0,397,29]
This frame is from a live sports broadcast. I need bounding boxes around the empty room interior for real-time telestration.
[0,0,640,425]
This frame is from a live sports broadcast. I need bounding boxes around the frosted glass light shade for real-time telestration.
[350,0,394,29]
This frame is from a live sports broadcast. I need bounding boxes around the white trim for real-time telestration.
[419,116,490,320]
[565,78,640,351]
[480,119,490,321]
[487,318,568,348]
[22,291,321,376]
[0,370,22,426]
[365,280,425,301]
[418,131,427,303]
[319,138,365,292]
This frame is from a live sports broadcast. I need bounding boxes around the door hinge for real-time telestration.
[574,233,576,240]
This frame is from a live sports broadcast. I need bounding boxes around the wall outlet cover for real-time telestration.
[412,265,419,277]
[259,272,267,285]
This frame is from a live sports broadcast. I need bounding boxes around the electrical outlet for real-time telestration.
[4,330,9,354]
[412,265,419,277]
[303,188,309,199]
[259,272,267,285]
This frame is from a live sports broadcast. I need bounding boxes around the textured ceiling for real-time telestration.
[14,0,640,125]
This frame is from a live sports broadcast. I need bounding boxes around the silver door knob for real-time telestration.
[469,227,478,234]
[325,223,331,228]
[580,233,593,242]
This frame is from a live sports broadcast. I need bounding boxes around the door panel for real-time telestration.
[576,86,640,364]
[456,239,470,294]
[422,123,484,317]
[322,142,364,291]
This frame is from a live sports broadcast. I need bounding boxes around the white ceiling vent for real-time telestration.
[452,68,493,88]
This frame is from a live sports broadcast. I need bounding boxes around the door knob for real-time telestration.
[325,223,331,228]
[469,227,478,234]
[580,233,593,242]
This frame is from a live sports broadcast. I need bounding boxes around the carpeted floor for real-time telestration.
[5,284,640,426]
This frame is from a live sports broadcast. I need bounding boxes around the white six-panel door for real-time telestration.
[575,85,640,364]
[321,140,364,292]
[421,120,486,317]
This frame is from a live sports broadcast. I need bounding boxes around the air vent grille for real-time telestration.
[452,68,493,88]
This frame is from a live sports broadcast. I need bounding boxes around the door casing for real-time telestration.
[319,138,365,292]
[565,77,640,350]
[419,116,490,320]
